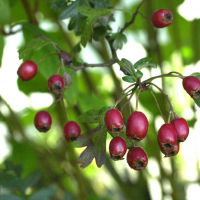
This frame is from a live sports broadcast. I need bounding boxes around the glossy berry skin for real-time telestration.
[109,136,127,161]
[126,111,149,141]
[127,147,148,170]
[48,75,65,94]
[104,109,124,133]
[182,76,200,98]
[159,143,179,157]
[34,111,52,132]
[17,61,38,81]
[63,121,81,142]
[157,123,177,149]
[171,118,189,142]
[151,9,173,28]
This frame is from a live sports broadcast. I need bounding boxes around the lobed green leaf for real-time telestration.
[133,57,157,70]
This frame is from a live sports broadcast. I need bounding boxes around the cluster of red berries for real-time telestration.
[104,107,190,170]
[17,60,81,142]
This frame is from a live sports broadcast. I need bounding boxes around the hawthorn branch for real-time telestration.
[120,0,146,33]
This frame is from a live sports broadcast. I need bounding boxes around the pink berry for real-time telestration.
[157,123,177,149]
[151,9,173,28]
[127,147,148,170]
[109,136,127,161]
[17,61,38,81]
[48,74,65,94]
[34,111,52,132]
[104,109,124,133]
[171,118,189,142]
[182,76,200,98]
[126,111,149,141]
[63,121,81,142]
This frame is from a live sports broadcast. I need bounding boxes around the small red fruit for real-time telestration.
[104,109,124,133]
[182,76,200,98]
[48,74,65,94]
[17,61,38,81]
[127,147,148,170]
[34,111,52,132]
[109,136,127,161]
[159,143,179,157]
[151,9,173,28]
[63,121,81,142]
[157,123,177,149]
[126,111,149,141]
[171,117,189,142]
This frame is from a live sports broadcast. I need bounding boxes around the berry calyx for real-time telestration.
[63,121,81,142]
[171,117,189,142]
[127,147,148,170]
[159,143,179,157]
[59,50,72,66]
[182,76,200,98]
[109,136,127,161]
[157,123,177,149]
[151,9,173,28]
[126,111,149,141]
[17,61,38,81]
[34,111,52,132]
[48,74,65,94]
[104,109,124,133]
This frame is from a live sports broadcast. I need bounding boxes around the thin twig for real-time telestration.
[120,0,146,33]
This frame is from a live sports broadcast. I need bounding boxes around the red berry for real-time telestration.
[104,109,124,133]
[159,143,179,157]
[182,76,200,98]
[126,111,149,141]
[34,111,52,132]
[157,123,177,149]
[127,147,148,170]
[17,61,38,81]
[48,74,65,94]
[63,121,81,142]
[171,118,189,142]
[151,9,173,28]
[109,136,127,161]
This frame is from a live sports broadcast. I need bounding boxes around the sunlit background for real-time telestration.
[1,0,200,199]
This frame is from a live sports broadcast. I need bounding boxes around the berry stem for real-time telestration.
[56,61,61,74]
[149,89,166,123]
[148,82,174,113]
[36,53,59,64]
[135,88,142,111]
[61,98,70,122]
[142,71,184,85]
[114,83,138,108]
[120,86,137,112]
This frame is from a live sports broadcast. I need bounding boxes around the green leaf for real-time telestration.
[136,70,143,79]
[22,171,41,191]
[76,6,111,18]
[133,57,157,70]
[78,109,100,124]
[58,0,79,20]
[0,195,24,200]
[118,58,136,77]
[122,75,137,83]
[18,37,52,61]
[193,97,200,108]
[29,188,56,200]
[74,125,107,168]
[0,0,11,25]
[88,0,111,9]
[109,33,127,50]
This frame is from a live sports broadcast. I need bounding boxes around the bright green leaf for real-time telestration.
[118,58,135,77]
[18,37,52,61]
[110,33,127,50]
[136,70,143,79]
[122,75,137,83]
[133,57,157,70]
